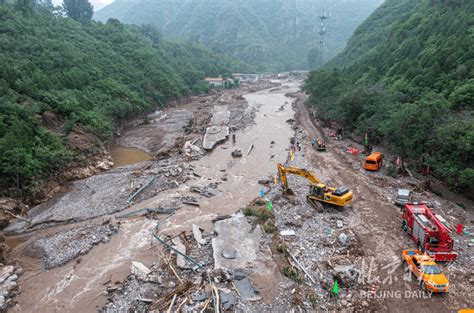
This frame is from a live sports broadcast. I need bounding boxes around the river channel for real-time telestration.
[10,84,299,312]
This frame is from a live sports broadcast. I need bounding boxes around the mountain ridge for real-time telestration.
[95,0,384,71]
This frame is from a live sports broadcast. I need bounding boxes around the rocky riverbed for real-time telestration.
[1,80,472,312]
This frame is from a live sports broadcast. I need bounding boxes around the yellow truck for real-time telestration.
[402,250,449,293]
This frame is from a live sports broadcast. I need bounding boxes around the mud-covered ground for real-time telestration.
[2,81,473,312]
[2,81,296,312]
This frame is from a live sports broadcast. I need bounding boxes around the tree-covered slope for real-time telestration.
[305,0,473,192]
[0,4,244,197]
[95,0,383,71]
[326,0,423,68]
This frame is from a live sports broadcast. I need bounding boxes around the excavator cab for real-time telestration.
[309,184,326,198]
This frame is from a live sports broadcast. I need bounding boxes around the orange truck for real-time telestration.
[364,151,383,171]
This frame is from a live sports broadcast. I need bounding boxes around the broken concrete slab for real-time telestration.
[203,126,230,150]
[190,184,218,198]
[171,237,187,269]
[220,291,237,310]
[212,216,262,271]
[202,105,231,150]
[210,105,230,125]
[231,270,246,281]
[192,224,206,245]
[233,276,262,302]
[130,261,151,281]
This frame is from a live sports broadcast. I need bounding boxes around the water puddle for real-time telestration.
[5,236,24,250]
[110,146,152,167]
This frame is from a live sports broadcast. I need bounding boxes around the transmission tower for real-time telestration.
[318,10,330,67]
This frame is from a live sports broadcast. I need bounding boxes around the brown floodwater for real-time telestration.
[110,146,152,167]
[164,84,299,233]
[10,84,300,312]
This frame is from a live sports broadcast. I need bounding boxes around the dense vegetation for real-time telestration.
[305,0,474,192]
[0,3,245,197]
[95,0,383,71]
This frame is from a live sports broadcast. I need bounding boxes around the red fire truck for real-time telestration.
[401,202,457,261]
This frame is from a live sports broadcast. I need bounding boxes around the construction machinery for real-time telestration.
[277,163,353,212]
[316,138,326,152]
[402,250,449,293]
[401,202,457,261]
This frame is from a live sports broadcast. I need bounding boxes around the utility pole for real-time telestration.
[318,10,330,68]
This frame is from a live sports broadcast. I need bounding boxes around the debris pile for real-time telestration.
[190,183,220,198]
[33,224,118,269]
[102,209,281,312]
[0,264,22,311]
[0,198,28,230]
[183,139,203,159]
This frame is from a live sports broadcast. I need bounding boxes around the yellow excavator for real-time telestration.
[277,163,353,212]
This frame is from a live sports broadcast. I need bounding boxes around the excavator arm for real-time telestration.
[277,163,353,208]
[277,163,322,190]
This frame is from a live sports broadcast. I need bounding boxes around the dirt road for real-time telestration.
[291,93,473,312]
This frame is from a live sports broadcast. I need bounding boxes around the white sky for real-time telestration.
[52,0,114,11]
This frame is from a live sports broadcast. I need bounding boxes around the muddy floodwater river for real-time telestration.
[9,84,300,312]
[163,86,298,232]
[110,146,152,167]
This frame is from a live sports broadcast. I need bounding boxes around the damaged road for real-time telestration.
[3,80,472,313]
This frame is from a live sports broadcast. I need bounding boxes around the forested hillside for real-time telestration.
[305,0,474,192]
[0,4,245,197]
[95,0,383,71]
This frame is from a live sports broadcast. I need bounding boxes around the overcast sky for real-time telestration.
[52,0,114,11]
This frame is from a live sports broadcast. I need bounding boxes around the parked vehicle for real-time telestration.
[401,202,457,261]
[402,250,449,293]
[395,189,411,206]
[363,151,383,171]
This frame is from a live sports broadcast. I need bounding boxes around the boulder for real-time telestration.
[130,261,151,281]
[231,149,242,157]
[338,233,348,246]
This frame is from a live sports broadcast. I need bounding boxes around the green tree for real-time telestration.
[15,0,35,16]
[307,47,322,69]
[305,0,473,193]
[62,0,92,22]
